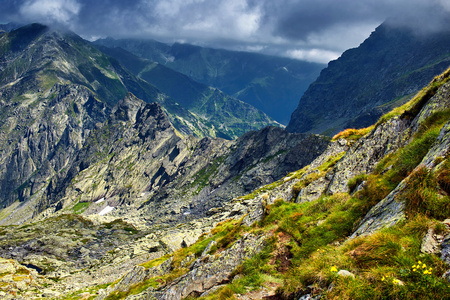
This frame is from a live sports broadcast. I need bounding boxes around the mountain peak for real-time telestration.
[111,93,145,123]
[7,23,49,52]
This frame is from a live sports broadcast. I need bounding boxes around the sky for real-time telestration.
[1,0,450,64]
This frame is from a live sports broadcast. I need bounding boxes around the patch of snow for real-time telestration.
[99,205,114,216]
[95,198,105,204]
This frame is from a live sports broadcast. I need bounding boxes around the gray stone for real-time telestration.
[440,235,450,265]
[337,270,355,278]
[421,228,443,254]
[351,181,406,239]
[155,233,267,300]
[442,270,450,282]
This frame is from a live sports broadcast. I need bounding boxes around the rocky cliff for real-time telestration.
[0,23,281,210]
[32,93,328,226]
[0,92,330,298]
[287,23,450,136]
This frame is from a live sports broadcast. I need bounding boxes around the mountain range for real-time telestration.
[94,37,324,125]
[0,21,450,299]
[0,23,280,209]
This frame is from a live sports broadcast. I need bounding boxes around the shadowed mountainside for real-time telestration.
[287,23,450,136]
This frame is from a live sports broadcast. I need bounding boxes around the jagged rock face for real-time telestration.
[158,233,266,299]
[0,93,329,297]
[40,94,181,214]
[0,83,108,209]
[35,94,329,227]
[0,23,146,209]
[326,117,411,195]
[287,23,450,135]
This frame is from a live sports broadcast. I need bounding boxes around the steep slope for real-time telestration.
[96,45,281,139]
[1,57,450,300]
[0,23,162,209]
[68,67,450,300]
[94,38,324,124]
[33,93,328,226]
[287,23,450,136]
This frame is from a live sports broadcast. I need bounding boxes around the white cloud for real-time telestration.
[286,48,340,64]
[20,0,81,24]
[4,0,450,63]
[437,0,450,11]
[166,0,262,41]
[304,22,381,51]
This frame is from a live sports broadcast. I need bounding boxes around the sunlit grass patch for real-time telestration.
[332,126,374,142]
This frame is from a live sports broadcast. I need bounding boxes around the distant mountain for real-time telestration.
[286,23,450,135]
[96,45,281,138]
[94,38,324,124]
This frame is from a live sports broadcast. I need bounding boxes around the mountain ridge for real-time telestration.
[2,65,450,300]
[95,44,283,139]
[94,37,324,124]
[287,23,450,135]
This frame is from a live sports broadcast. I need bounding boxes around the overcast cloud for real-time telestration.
[1,0,449,63]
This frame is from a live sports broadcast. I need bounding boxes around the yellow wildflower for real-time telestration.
[381,276,385,281]
[422,264,426,269]
[330,266,338,272]
[418,260,422,264]
[413,268,417,272]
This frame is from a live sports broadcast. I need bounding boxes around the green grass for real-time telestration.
[400,164,450,220]
[140,255,171,269]
[197,106,449,298]
[317,152,346,172]
[238,178,285,201]
[347,173,368,193]
[87,68,450,299]
[332,126,374,142]
[104,218,247,299]
[72,202,90,214]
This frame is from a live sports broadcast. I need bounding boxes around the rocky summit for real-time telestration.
[1,22,450,300]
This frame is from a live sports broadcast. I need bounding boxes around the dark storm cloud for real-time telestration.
[1,0,449,63]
